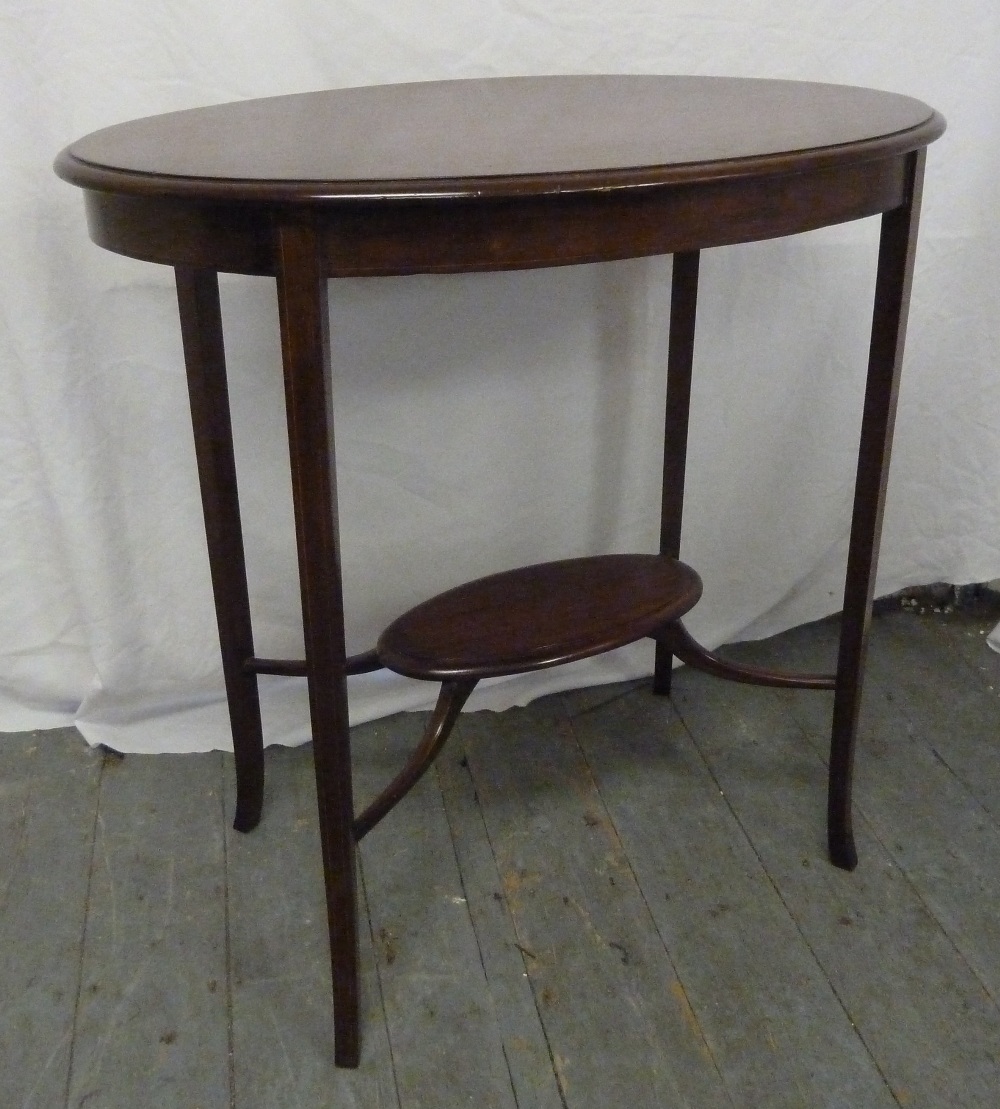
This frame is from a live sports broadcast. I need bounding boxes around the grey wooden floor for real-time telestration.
[4,597,1000,1108]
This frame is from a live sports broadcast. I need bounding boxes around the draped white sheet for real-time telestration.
[3,2,999,752]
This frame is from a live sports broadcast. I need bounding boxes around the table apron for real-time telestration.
[82,153,912,278]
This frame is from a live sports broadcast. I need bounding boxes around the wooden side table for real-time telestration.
[56,75,945,1066]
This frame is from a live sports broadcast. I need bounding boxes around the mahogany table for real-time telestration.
[55,75,944,1066]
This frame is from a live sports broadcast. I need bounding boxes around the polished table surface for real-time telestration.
[62,76,935,197]
[56,75,945,1066]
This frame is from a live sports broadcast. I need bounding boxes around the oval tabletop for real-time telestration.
[377,554,702,681]
[55,75,944,202]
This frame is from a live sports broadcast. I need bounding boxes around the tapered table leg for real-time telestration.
[274,221,360,1067]
[829,150,927,870]
[654,250,701,695]
[176,268,265,833]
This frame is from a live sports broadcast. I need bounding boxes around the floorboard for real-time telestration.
[459,698,732,1108]
[0,730,100,1109]
[65,751,231,1108]
[437,732,567,1109]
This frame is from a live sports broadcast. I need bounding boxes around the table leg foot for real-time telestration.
[232,762,264,832]
[332,884,361,1067]
[652,645,673,696]
[334,1019,361,1069]
[828,825,858,872]
[828,724,859,869]
[827,676,862,871]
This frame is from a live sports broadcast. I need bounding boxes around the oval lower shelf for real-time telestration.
[377,553,701,681]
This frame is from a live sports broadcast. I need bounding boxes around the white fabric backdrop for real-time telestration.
[2,2,999,753]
